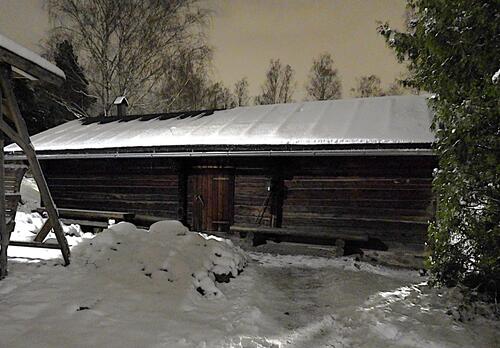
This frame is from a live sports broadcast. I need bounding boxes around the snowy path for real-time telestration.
[0,250,498,347]
[218,253,499,347]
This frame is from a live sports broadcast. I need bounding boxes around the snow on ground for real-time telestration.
[1,178,498,347]
[1,239,498,347]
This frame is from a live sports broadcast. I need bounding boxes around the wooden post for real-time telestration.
[177,160,188,226]
[0,66,70,265]
[269,175,284,228]
[269,162,285,228]
[0,79,7,278]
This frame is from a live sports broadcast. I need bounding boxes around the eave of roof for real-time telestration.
[5,143,434,160]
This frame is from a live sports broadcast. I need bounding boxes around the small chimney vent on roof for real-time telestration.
[113,96,129,117]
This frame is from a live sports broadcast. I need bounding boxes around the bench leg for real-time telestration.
[335,239,345,257]
[33,220,53,243]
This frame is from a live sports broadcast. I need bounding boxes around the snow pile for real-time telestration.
[73,220,247,299]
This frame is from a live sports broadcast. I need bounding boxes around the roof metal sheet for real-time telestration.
[5,95,434,153]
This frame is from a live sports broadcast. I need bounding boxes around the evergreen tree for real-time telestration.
[12,80,43,136]
[49,40,95,117]
[13,40,94,135]
[380,0,500,299]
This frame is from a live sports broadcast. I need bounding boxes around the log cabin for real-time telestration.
[4,95,437,251]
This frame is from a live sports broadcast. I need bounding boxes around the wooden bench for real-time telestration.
[230,224,370,256]
[36,208,135,231]
[4,165,62,249]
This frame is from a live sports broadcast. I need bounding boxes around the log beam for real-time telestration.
[0,43,65,86]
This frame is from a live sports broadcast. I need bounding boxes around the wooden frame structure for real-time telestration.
[0,35,70,278]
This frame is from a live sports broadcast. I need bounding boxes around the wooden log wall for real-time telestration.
[41,158,179,218]
[233,175,273,226]
[281,156,436,249]
[39,154,435,249]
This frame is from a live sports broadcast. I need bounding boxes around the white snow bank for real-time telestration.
[73,220,247,299]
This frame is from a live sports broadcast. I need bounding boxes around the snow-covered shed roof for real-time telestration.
[5,95,435,159]
[113,96,129,105]
[0,33,65,85]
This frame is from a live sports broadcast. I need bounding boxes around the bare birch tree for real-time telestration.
[234,78,250,106]
[47,0,210,115]
[305,53,342,100]
[159,46,212,111]
[255,59,295,105]
[351,74,385,98]
[205,82,234,109]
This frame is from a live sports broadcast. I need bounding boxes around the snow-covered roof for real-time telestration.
[113,96,129,105]
[5,95,435,155]
[0,33,65,82]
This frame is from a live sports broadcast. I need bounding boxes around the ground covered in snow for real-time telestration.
[2,234,499,347]
[1,178,498,347]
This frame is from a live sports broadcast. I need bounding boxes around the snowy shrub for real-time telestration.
[379,1,499,300]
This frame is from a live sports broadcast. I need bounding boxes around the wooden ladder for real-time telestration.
[0,65,70,278]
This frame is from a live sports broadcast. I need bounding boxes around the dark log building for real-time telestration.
[5,96,437,251]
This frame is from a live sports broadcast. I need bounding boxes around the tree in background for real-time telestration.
[205,81,235,109]
[386,77,421,96]
[159,47,212,111]
[13,40,93,135]
[351,74,384,97]
[47,0,210,115]
[12,80,41,136]
[385,79,407,96]
[42,40,95,118]
[255,59,295,105]
[305,53,342,100]
[380,0,499,299]
[234,78,250,106]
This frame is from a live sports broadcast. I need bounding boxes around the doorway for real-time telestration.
[191,174,234,232]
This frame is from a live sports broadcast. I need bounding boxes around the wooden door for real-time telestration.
[191,174,234,232]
